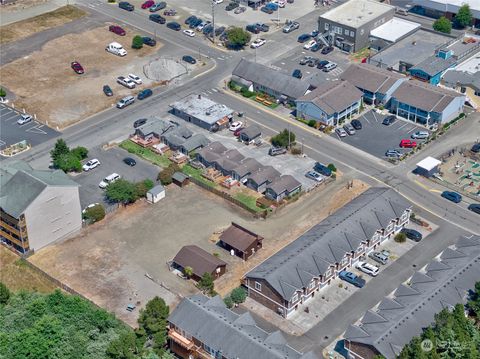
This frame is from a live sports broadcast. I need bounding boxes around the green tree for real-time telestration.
[225,27,251,49]
[183,266,193,279]
[198,272,215,295]
[467,282,480,322]
[327,163,337,172]
[230,287,247,304]
[158,170,173,185]
[106,331,138,359]
[54,152,82,172]
[223,296,233,309]
[454,4,472,28]
[132,35,144,49]
[433,16,452,34]
[83,204,106,224]
[50,138,70,162]
[0,282,10,305]
[136,179,155,198]
[271,129,296,148]
[138,296,169,356]
[71,146,89,160]
[106,179,139,204]
[0,87,6,97]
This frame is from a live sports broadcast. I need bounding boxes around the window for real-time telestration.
[325,23,329,30]
[350,31,355,37]
[344,28,349,35]
[291,293,298,303]
[475,90,480,96]
[255,281,261,291]
[309,281,315,290]
[360,29,365,36]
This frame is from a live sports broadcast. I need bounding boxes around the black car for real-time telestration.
[314,162,332,177]
[167,21,181,31]
[119,1,134,11]
[321,46,334,54]
[182,55,196,64]
[203,24,213,35]
[310,43,322,52]
[316,60,329,69]
[123,157,137,166]
[226,2,239,11]
[297,34,311,43]
[468,203,480,214]
[382,115,396,125]
[400,228,423,242]
[149,14,166,24]
[185,15,197,25]
[103,85,113,97]
[351,119,362,130]
[307,59,318,67]
[255,23,269,32]
[471,143,480,153]
[260,6,273,14]
[137,89,153,100]
[133,118,147,128]
[189,18,203,29]
[142,36,157,46]
[292,69,302,79]
[246,24,260,34]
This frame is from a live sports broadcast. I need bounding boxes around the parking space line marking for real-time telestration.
[361,115,371,124]
[397,123,408,131]
[371,111,379,122]
[407,126,417,133]
[2,113,19,122]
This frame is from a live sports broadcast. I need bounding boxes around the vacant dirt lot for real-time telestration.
[29,178,368,326]
[0,25,160,128]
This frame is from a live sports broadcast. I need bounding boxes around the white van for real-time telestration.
[117,96,135,109]
[106,42,127,57]
[323,62,337,72]
[99,173,121,189]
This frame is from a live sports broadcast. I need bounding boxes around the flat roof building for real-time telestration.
[369,17,420,43]
[411,0,480,27]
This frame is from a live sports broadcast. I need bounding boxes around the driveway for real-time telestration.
[332,110,430,160]
[73,146,159,210]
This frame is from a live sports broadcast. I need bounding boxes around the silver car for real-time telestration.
[335,127,347,137]
[343,123,356,135]
[411,131,429,139]
[305,170,323,182]
[17,114,33,125]
[369,251,389,265]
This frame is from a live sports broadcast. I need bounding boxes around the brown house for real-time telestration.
[218,222,263,261]
[172,245,226,281]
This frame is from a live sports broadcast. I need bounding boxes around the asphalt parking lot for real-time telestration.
[333,110,430,160]
[72,146,159,210]
[0,103,59,152]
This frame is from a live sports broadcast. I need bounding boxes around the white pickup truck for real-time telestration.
[106,42,127,57]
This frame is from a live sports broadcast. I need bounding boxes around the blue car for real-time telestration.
[441,191,462,203]
[265,2,278,10]
[137,89,152,100]
[339,271,366,288]
[297,34,311,43]
[314,162,332,177]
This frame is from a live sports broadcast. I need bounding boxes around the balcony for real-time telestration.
[168,329,193,350]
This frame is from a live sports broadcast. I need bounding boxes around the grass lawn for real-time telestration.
[120,140,172,168]
[234,193,263,212]
[182,164,217,188]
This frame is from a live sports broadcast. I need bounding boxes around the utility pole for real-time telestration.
[211,0,216,44]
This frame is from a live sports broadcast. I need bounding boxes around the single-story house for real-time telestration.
[172,172,189,187]
[213,149,245,176]
[246,166,280,194]
[232,58,315,104]
[172,245,227,281]
[265,175,302,202]
[196,142,228,167]
[408,55,456,85]
[135,117,176,141]
[442,70,480,110]
[390,80,465,126]
[340,63,407,105]
[219,222,263,260]
[170,95,234,131]
[414,156,442,178]
[232,158,262,182]
[146,185,165,203]
[296,80,363,126]
[239,125,262,143]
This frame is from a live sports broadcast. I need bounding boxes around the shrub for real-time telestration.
[183,266,193,279]
[132,35,144,49]
[197,273,215,296]
[394,232,407,243]
[106,179,139,204]
[433,16,451,33]
[0,88,6,98]
[136,179,155,197]
[225,27,251,49]
[54,153,82,172]
[327,163,337,172]
[223,296,233,309]
[83,204,106,224]
[290,146,302,155]
[0,282,10,305]
[307,119,316,127]
[158,169,173,185]
[271,129,296,148]
[71,146,88,160]
[230,287,247,304]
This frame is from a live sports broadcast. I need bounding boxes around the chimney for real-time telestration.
[198,94,201,99]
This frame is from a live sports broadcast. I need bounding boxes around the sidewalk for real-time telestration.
[0,0,72,26]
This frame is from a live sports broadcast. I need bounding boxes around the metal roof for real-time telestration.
[148,185,165,196]
[170,95,234,125]
[246,188,411,301]
[168,294,318,359]
[409,55,456,77]
[340,63,406,94]
[345,235,480,359]
[320,0,394,28]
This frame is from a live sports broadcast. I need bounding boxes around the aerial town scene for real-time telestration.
[0,0,480,358]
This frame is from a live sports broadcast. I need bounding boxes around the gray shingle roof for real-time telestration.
[181,134,210,153]
[233,158,262,178]
[0,161,79,218]
[246,188,411,301]
[267,175,302,195]
[248,166,281,186]
[233,59,312,99]
[442,70,480,91]
[136,117,175,137]
[344,235,480,359]
[340,63,405,94]
[391,80,463,113]
[148,185,165,196]
[168,294,318,359]
[297,80,363,116]
[410,55,456,77]
[240,125,262,140]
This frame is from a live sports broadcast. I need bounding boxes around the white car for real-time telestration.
[335,127,347,137]
[250,38,266,49]
[356,261,379,277]
[17,114,33,125]
[82,158,101,171]
[183,29,196,37]
[117,76,136,89]
[128,74,142,85]
[99,173,121,189]
[229,121,243,131]
[276,0,286,7]
[82,203,100,214]
[213,0,223,3]
[303,39,317,50]
[411,131,429,139]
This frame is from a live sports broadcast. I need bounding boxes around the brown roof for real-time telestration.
[173,245,226,278]
[298,80,363,115]
[219,222,263,252]
[341,63,405,94]
[392,80,462,112]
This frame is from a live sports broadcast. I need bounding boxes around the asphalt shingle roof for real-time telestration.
[248,166,280,186]
[246,188,411,301]
[219,222,263,252]
[410,55,456,77]
[340,63,405,94]
[233,58,312,99]
[168,294,318,359]
[267,175,302,195]
[344,235,480,359]
[172,245,226,278]
[442,70,480,91]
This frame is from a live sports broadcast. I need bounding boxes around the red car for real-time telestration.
[399,139,417,148]
[141,0,154,9]
[234,128,244,137]
[71,61,84,74]
[109,25,126,36]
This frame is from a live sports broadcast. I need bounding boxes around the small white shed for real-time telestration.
[146,185,165,204]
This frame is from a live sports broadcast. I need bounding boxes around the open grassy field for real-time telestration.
[0,246,57,293]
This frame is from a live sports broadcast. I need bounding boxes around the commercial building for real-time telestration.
[167,294,318,359]
[219,222,263,261]
[0,161,81,254]
[244,187,411,318]
[408,55,456,85]
[170,95,234,131]
[369,17,420,46]
[344,234,480,359]
[318,0,395,52]
[296,80,363,126]
[411,0,480,27]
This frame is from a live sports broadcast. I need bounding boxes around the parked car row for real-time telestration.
[298,56,336,72]
[335,120,361,138]
[246,23,269,34]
